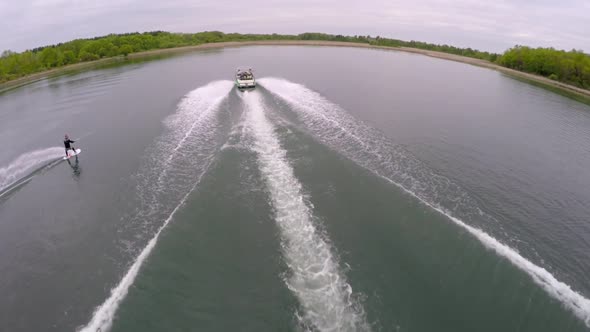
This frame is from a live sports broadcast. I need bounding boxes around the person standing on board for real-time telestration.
[63,134,76,157]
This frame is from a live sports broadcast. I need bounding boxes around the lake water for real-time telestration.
[1,45,590,332]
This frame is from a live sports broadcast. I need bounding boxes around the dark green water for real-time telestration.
[1,46,589,331]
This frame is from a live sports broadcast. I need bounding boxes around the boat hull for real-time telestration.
[236,79,256,90]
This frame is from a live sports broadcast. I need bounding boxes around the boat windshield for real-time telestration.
[237,70,254,80]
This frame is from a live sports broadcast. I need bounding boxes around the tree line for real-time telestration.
[1,31,588,90]
[496,46,590,89]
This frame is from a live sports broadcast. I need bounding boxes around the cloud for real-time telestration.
[0,0,588,52]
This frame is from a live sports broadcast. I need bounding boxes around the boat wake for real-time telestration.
[79,80,233,332]
[242,90,370,331]
[0,147,64,197]
[259,77,590,327]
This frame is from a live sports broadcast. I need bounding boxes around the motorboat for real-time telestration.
[235,68,256,89]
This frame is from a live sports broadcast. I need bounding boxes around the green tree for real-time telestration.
[78,50,99,62]
[497,46,590,88]
[62,50,76,65]
[119,44,133,56]
[39,47,60,68]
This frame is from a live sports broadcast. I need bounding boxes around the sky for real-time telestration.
[1,0,589,53]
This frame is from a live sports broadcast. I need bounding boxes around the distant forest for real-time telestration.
[497,46,590,89]
[1,31,589,90]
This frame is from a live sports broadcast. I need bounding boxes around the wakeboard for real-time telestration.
[63,148,82,160]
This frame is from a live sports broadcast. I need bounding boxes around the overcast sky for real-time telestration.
[1,0,589,53]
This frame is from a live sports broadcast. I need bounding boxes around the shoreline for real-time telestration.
[2,40,589,101]
[0,56,128,93]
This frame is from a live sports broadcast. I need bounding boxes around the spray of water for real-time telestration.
[242,90,370,331]
[0,147,64,193]
[79,81,233,332]
[260,77,590,327]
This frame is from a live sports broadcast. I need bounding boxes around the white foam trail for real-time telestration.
[132,80,233,228]
[80,81,232,332]
[0,147,64,192]
[78,162,214,332]
[260,77,590,327]
[243,90,369,331]
[156,80,234,187]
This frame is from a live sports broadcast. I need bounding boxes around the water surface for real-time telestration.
[1,45,589,331]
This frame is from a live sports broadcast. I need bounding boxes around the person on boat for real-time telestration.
[63,134,76,157]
